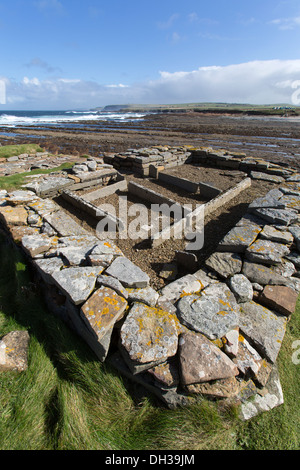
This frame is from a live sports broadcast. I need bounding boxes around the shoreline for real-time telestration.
[0,111,299,170]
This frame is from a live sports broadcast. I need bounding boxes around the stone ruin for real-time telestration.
[0,144,300,421]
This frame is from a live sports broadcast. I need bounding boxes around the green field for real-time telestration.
[0,236,299,450]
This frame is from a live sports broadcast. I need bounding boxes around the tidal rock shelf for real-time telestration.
[0,147,299,422]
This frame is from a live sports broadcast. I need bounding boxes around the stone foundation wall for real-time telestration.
[0,147,299,421]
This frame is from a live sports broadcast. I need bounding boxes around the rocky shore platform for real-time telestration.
[1,111,300,171]
[0,142,299,421]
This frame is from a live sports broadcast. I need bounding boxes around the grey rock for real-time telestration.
[288,225,300,250]
[86,160,97,171]
[44,209,89,237]
[245,239,290,265]
[66,299,112,362]
[286,174,300,182]
[229,274,253,303]
[260,225,293,244]
[250,172,284,183]
[239,301,287,363]
[285,251,300,268]
[271,260,296,278]
[248,189,285,211]
[120,302,178,367]
[105,257,150,288]
[21,234,54,258]
[176,283,240,340]
[253,207,298,226]
[80,286,127,344]
[217,225,261,253]
[109,351,191,409]
[205,252,242,278]
[35,176,74,197]
[279,194,300,211]
[7,190,37,205]
[240,365,284,420]
[126,286,159,306]
[34,257,64,284]
[233,335,263,377]
[97,274,128,299]
[242,260,291,286]
[159,274,203,304]
[51,266,105,305]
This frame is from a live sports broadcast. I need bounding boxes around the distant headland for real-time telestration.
[92,102,300,117]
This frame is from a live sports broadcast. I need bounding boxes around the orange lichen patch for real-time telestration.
[120,303,179,364]
[81,286,127,340]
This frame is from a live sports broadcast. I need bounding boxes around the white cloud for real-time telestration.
[3,60,300,109]
[270,16,300,30]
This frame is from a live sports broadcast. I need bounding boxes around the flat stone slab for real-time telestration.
[259,285,298,316]
[0,331,30,372]
[239,301,287,363]
[280,194,300,211]
[248,189,285,211]
[245,239,290,265]
[27,198,60,217]
[21,234,57,258]
[159,274,203,304]
[105,256,150,288]
[34,257,64,284]
[88,239,124,268]
[88,240,123,257]
[205,252,242,278]
[126,286,159,306]
[260,225,293,244]
[6,190,38,205]
[253,207,298,226]
[178,331,239,385]
[120,303,179,367]
[176,283,240,340]
[34,176,74,197]
[44,210,89,237]
[97,274,128,299]
[217,225,261,253]
[80,286,127,342]
[51,266,105,305]
[0,205,28,227]
[242,261,291,286]
[250,172,284,183]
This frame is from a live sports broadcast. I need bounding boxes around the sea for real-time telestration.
[0,110,147,130]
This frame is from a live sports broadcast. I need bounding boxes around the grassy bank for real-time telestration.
[0,163,75,191]
[0,144,44,159]
[0,236,299,450]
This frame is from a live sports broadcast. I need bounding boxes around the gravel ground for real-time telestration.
[56,172,279,290]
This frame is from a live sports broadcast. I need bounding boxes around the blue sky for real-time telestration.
[1,0,300,109]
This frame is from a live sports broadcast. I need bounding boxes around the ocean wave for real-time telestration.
[0,111,146,127]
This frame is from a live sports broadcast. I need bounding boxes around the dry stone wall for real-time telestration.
[0,149,299,421]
